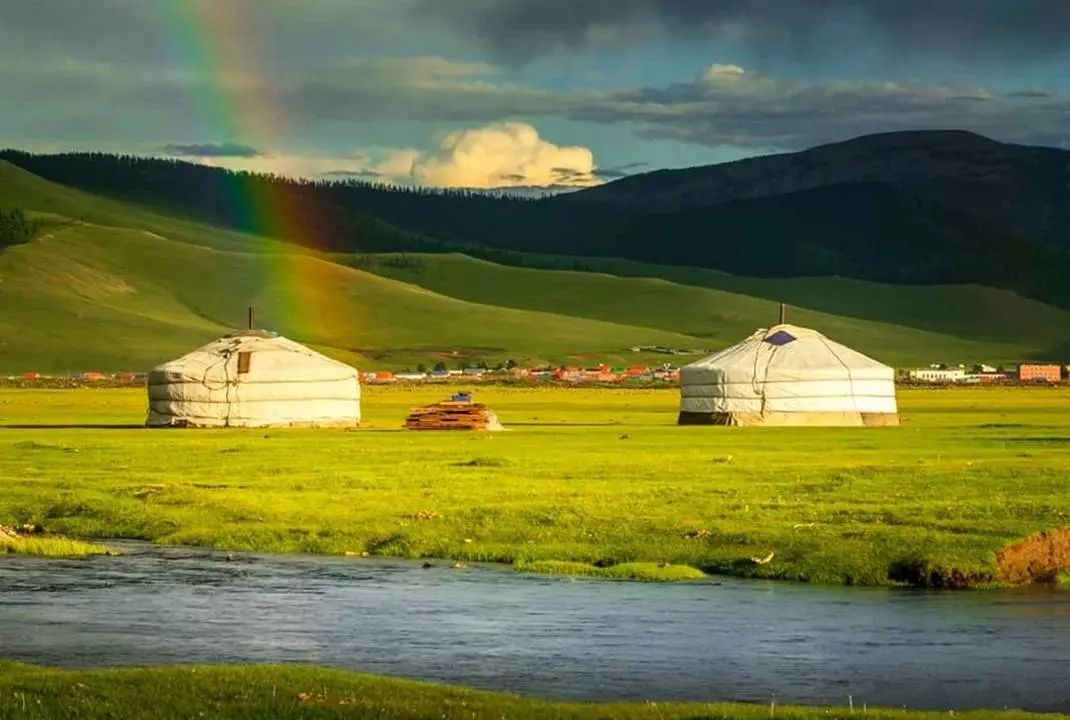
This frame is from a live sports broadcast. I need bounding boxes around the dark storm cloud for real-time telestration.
[162,142,261,157]
[6,48,1068,153]
[419,0,1070,64]
[595,162,647,179]
[1007,89,1055,99]
[0,0,167,61]
[587,70,1070,149]
[3,2,1068,158]
[551,167,591,179]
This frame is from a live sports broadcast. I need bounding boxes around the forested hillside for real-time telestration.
[6,129,1070,308]
[4,157,1066,371]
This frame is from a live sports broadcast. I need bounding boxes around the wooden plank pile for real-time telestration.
[404,401,503,431]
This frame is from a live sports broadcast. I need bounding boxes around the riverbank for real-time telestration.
[1,386,1069,587]
[0,524,108,557]
[0,662,1064,720]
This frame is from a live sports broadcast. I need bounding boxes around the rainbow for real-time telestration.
[158,0,350,344]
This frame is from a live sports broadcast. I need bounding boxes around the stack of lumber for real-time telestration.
[404,401,503,431]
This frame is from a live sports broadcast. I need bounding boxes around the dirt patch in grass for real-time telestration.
[997,527,1070,583]
[453,457,509,468]
[887,559,994,589]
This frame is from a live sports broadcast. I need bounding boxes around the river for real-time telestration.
[1,543,1067,711]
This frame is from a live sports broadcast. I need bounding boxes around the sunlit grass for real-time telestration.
[515,560,706,581]
[0,535,108,557]
[0,663,1059,720]
[1,385,1069,586]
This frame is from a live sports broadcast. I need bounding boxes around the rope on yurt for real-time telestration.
[818,336,860,419]
[198,337,243,428]
[221,337,244,428]
[751,330,779,418]
[759,341,785,418]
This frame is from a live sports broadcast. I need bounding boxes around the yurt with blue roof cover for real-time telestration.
[678,324,898,427]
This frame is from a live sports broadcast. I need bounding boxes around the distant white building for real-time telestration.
[908,368,968,383]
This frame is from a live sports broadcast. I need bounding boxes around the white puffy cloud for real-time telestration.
[405,122,599,188]
[163,123,601,190]
[699,63,745,82]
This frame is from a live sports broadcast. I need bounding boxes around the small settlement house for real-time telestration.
[1019,364,1062,384]
[679,323,898,427]
[147,331,361,428]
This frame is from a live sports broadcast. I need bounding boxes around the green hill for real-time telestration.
[10,134,1070,309]
[348,253,1061,365]
[0,161,702,372]
[0,222,706,373]
[478,254,1070,353]
[1,159,1067,371]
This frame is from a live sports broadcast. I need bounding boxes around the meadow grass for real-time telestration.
[1,386,1068,586]
[515,559,706,581]
[0,662,1061,720]
[0,535,107,557]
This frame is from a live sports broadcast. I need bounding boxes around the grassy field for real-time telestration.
[2,662,1061,720]
[0,534,107,557]
[5,159,1070,372]
[355,252,1064,364]
[493,252,1070,354]
[1,385,1068,586]
[0,220,701,372]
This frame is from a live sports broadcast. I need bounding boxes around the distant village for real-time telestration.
[7,361,1069,387]
[902,363,1066,385]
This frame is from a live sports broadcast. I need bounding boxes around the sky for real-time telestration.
[2,0,1069,189]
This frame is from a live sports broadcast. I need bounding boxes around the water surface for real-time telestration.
[1,543,1067,711]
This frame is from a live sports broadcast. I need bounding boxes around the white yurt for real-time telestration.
[147,331,361,428]
[679,324,898,427]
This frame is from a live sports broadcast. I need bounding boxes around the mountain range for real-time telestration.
[2,130,1069,371]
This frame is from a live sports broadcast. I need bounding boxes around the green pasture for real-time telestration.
[1,662,1060,720]
[355,252,1063,364]
[1,386,1067,585]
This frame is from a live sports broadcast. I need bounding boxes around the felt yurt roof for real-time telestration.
[681,324,893,384]
[146,333,361,428]
[678,324,898,426]
[148,334,358,385]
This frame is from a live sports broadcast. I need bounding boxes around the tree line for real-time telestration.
[0,208,37,247]
[5,149,1070,309]
[0,150,543,253]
